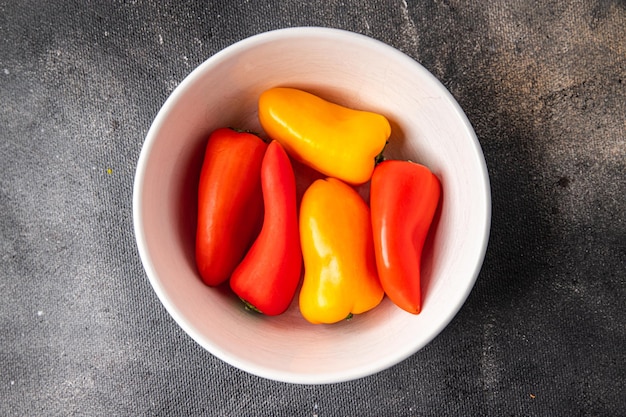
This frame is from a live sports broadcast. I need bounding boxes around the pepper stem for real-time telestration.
[228,127,267,141]
[374,141,389,165]
[240,298,263,314]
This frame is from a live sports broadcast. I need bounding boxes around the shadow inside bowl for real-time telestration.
[173,135,205,272]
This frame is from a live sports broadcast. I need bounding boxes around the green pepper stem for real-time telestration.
[227,127,269,142]
[374,141,389,165]
[240,298,263,314]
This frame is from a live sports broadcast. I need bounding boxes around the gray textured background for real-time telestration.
[1,1,625,416]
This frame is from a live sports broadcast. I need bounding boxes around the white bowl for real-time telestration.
[133,27,491,384]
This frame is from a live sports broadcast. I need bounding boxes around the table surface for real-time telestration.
[2,1,624,416]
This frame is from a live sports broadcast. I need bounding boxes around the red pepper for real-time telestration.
[230,141,302,315]
[370,160,441,314]
[195,128,267,287]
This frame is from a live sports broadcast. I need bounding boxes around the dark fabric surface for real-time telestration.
[1,1,624,416]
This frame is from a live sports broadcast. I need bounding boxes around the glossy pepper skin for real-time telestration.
[230,141,302,315]
[370,160,441,314]
[195,128,267,287]
[299,177,384,324]
[258,87,391,185]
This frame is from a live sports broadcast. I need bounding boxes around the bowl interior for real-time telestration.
[134,27,490,384]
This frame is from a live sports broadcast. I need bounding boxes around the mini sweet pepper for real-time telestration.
[370,160,441,314]
[195,128,267,286]
[230,141,302,316]
[258,87,391,185]
[299,177,384,324]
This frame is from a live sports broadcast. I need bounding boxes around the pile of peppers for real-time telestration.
[195,87,441,324]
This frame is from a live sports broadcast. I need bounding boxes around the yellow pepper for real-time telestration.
[298,177,384,324]
[258,87,391,185]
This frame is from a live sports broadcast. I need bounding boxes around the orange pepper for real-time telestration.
[298,177,383,324]
[258,87,390,185]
